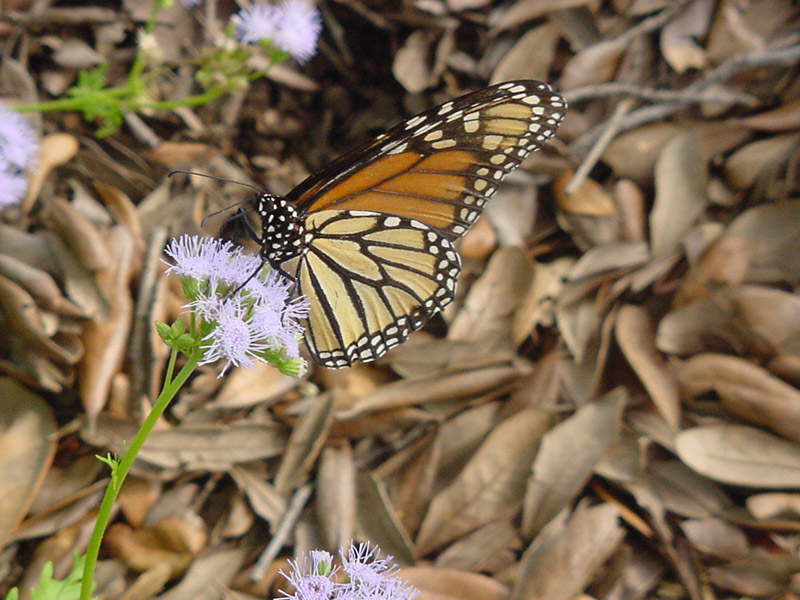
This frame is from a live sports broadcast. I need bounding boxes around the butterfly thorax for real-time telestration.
[256,193,307,265]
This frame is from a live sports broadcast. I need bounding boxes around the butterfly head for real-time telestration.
[256,193,307,266]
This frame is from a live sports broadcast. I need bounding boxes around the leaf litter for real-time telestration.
[1,0,800,599]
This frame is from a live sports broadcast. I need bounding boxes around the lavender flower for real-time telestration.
[163,235,308,377]
[0,106,38,171]
[0,105,38,209]
[280,550,339,600]
[233,0,322,63]
[339,543,418,600]
[272,0,322,62]
[279,542,419,600]
[234,3,280,45]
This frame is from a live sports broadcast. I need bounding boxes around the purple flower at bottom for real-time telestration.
[279,543,419,600]
[280,550,338,600]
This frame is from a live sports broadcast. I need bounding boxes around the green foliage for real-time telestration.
[156,319,196,354]
[65,65,125,138]
[4,555,96,600]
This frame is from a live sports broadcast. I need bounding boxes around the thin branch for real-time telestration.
[563,82,758,106]
[565,97,636,196]
[249,483,313,583]
[569,43,800,157]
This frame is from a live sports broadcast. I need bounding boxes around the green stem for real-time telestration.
[138,88,227,110]
[79,347,202,600]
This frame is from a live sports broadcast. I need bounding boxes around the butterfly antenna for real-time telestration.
[201,203,254,228]
[168,169,262,193]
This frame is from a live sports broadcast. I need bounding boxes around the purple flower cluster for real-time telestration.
[233,0,322,63]
[0,105,38,209]
[280,542,419,600]
[164,235,308,376]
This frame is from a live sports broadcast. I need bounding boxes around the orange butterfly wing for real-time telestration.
[288,80,566,240]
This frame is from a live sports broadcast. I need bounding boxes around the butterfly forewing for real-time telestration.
[288,81,566,240]
[297,210,460,368]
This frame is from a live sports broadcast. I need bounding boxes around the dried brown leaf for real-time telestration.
[435,518,520,572]
[274,394,333,495]
[316,443,356,549]
[105,523,194,576]
[678,353,800,444]
[513,257,573,345]
[403,566,509,600]
[154,548,246,600]
[565,242,649,281]
[79,226,136,425]
[560,38,628,90]
[209,362,302,410]
[675,425,800,488]
[673,234,753,306]
[738,98,800,132]
[722,199,800,282]
[746,492,800,521]
[393,31,435,94]
[614,179,647,242]
[658,286,800,357]
[681,518,749,560]
[513,502,625,600]
[0,378,57,546]
[356,472,416,566]
[337,365,525,420]
[650,129,709,256]
[490,23,559,84]
[522,388,625,537]
[707,554,800,597]
[448,247,533,343]
[23,134,79,214]
[45,196,111,272]
[616,305,680,429]
[0,254,84,317]
[723,132,800,190]
[553,170,617,217]
[0,274,83,366]
[416,408,551,554]
[490,0,592,31]
[230,464,287,527]
[135,422,287,470]
[659,0,714,73]
[602,123,682,184]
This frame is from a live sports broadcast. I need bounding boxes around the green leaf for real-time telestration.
[3,587,19,600]
[156,319,197,353]
[29,554,95,600]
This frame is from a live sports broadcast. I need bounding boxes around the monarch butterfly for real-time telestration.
[256,80,566,368]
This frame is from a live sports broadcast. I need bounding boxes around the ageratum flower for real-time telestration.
[163,235,308,376]
[233,0,322,63]
[0,105,38,171]
[279,542,419,600]
[0,104,38,208]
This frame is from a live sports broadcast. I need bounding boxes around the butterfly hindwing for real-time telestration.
[297,210,461,368]
[288,80,566,241]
